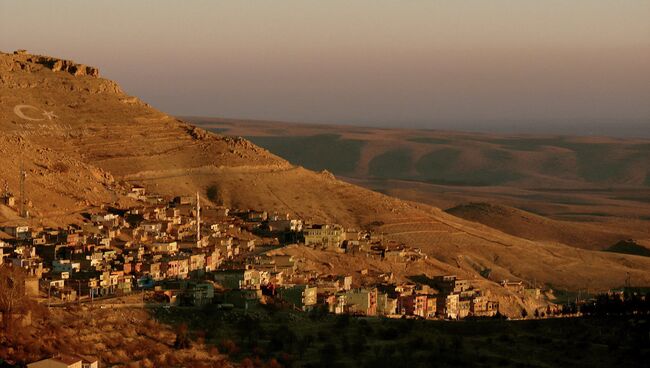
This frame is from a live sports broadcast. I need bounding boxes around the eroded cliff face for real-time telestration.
[0,50,121,95]
[4,49,100,76]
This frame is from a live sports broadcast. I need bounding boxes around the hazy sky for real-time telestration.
[1,0,649,133]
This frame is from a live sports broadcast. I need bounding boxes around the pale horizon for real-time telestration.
[1,0,649,134]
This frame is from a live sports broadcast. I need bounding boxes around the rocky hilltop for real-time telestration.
[5,49,100,77]
[1,50,650,299]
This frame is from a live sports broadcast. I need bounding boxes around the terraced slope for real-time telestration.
[0,124,122,225]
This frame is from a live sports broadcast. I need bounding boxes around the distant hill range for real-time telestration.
[185,117,650,189]
[2,50,649,299]
[187,117,650,252]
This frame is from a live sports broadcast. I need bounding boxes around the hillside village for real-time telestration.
[2,49,648,367]
[0,185,513,324]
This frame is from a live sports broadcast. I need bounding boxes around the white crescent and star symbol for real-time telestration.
[13,104,58,121]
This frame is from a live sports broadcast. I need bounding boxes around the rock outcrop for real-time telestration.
[3,50,100,77]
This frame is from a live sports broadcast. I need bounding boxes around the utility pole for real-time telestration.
[19,160,27,218]
[196,191,201,247]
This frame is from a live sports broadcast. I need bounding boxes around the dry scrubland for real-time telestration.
[0,265,229,367]
[1,50,650,302]
[1,298,230,367]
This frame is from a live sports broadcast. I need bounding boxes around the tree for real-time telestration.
[520,308,528,319]
[240,358,254,368]
[174,323,191,349]
[0,265,27,331]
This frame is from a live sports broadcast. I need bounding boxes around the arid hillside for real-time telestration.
[187,117,650,254]
[0,283,230,367]
[2,50,650,295]
[446,202,650,251]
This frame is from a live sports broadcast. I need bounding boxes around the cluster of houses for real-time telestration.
[0,188,262,305]
[300,223,428,262]
[500,279,541,300]
[215,258,499,319]
[1,186,500,320]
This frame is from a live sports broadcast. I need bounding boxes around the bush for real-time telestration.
[240,358,254,368]
[174,323,191,349]
[219,339,239,355]
[206,185,219,202]
[0,265,27,331]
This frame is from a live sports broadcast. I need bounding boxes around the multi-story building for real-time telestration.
[345,288,378,316]
[278,284,318,311]
[303,224,345,247]
[437,293,460,319]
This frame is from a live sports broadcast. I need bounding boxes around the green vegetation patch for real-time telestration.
[155,305,650,368]
[481,138,646,185]
[245,134,365,174]
[483,148,515,163]
[415,148,522,186]
[368,149,414,179]
[532,141,640,184]
[415,148,461,175]
[605,240,650,258]
[568,143,626,182]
